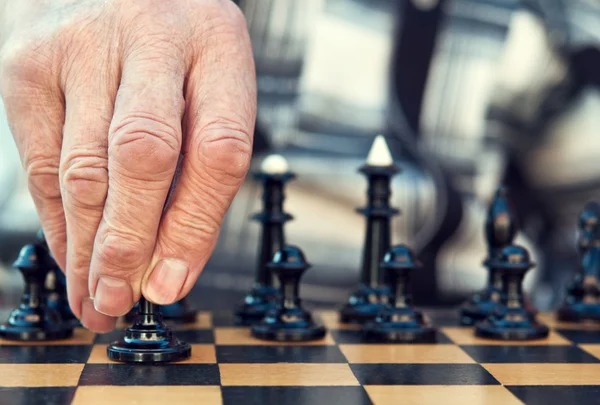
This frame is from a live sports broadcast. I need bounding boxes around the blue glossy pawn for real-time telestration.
[475,245,549,341]
[251,246,326,342]
[107,297,191,363]
[460,187,518,325]
[362,245,437,343]
[0,244,73,341]
[557,201,600,322]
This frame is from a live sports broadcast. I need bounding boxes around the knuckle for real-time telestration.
[196,120,252,187]
[25,154,61,200]
[0,38,53,93]
[60,152,108,210]
[162,207,221,252]
[96,231,147,272]
[109,113,181,178]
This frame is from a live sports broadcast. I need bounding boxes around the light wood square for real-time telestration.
[442,327,569,345]
[86,344,216,364]
[71,386,222,405]
[364,385,524,405]
[483,363,600,385]
[339,344,475,364]
[0,364,84,387]
[214,327,335,345]
[219,364,359,386]
[580,344,600,360]
[537,313,600,330]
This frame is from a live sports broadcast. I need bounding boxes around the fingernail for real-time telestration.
[93,276,133,317]
[81,297,117,333]
[146,259,188,304]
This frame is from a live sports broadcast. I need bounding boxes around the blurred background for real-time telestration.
[1,0,600,313]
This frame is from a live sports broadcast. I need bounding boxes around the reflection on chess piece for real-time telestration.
[252,245,326,342]
[460,187,518,325]
[362,245,437,342]
[0,244,73,341]
[340,136,400,323]
[107,297,191,363]
[475,245,549,341]
[557,201,600,322]
[236,154,295,325]
[36,230,80,328]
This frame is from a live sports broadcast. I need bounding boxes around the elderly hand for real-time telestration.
[0,0,256,332]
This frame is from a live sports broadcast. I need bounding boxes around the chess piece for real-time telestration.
[460,186,518,325]
[340,135,400,323]
[125,297,196,324]
[557,201,600,322]
[475,245,549,341]
[251,245,326,342]
[35,230,80,328]
[236,154,294,325]
[0,243,73,341]
[107,297,191,363]
[362,245,437,342]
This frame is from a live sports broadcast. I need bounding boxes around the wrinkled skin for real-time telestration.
[0,0,256,332]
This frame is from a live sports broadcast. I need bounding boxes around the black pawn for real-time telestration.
[125,298,196,324]
[107,297,191,363]
[236,159,295,325]
[0,244,73,341]
[460,187,518,325]
[340,144,400,323]
[557,201,600,322]
[362,245,436,342]
[251,245,326,342]
[35,230,80,328]
[475,245,549,341]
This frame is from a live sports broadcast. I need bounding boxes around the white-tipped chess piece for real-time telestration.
[366,135,394,167]
[261,154,289,174]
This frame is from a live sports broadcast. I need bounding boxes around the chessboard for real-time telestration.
[2,309,600,405]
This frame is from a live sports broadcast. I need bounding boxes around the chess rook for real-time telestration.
[0,243,73,341]
[475,245,549,341]
[557,201,600,322]
[363,245,437,342]
[107,297,191,363]
[236,154,295,325]
[460,187,518,325]
[340,135,400,323]
[252,245,326,342]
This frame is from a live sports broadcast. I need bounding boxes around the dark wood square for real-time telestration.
[0,345,92,364]
[461,345,600,363]
[350,364,499,385]
[216,345,347,363]
[221,386,373,405]
[78,364,220,386]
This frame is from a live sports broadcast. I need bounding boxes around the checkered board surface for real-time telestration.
[2,310,600,405]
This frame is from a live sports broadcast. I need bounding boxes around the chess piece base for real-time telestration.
[557,301,600,323]
[363,322,437,343]
[0,323,73,341]
[107,339,191,363]
[475,318,549,341]
[235,285,278,326]
[251,307,326,342]
[0,306,73,341]
[459,289,501,326]
[363,307,437,343]
[339,285,390,324]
